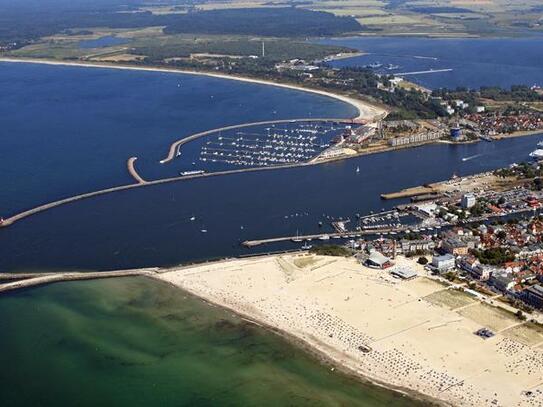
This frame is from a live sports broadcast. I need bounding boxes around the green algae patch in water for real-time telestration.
[0,277,424,406]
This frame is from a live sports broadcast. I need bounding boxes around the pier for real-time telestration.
[396,69,453,76]
[242,227,408,247]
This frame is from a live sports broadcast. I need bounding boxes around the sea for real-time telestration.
[1,36,542,406]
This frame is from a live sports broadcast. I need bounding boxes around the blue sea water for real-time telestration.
[1,59,543,271]
[319,36,543,89]
[0,62,355,216]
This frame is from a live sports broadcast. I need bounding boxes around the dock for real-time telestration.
[242,227,407,247]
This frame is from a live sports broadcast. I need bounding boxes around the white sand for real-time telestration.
[155,254,543,407]
[0,57,385,121]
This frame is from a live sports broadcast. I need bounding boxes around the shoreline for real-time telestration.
[2,252,542,405]
[0,57,385,121]
[150,271,443,406]
[152,254,543,406]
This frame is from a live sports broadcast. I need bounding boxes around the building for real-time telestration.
[442,237,469,256]
[390,267,418,280]
[400,239,435,255]
[432,254,455,271]
[450,126,462,140]
[488,270,515,292]
[471,264,493,281]
[365,251,393,269]
[389,131,442,147]
[523,285,543,309]
[461,193,476,209]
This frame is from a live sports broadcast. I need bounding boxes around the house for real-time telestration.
[432,254,455,271]
[365,251,393,269]
[523,285,543,309]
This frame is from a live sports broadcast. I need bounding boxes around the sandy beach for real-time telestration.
[0,57,385,121]
[155,254,543,407]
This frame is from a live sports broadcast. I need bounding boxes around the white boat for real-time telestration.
[530,149,543,160]
[538,141,543,147]
[190,216,196,221]
[301,243,313,250]
[292,230,303,243]
[319,234,331,240]
[356,166,360,173]
[180,170,205,176]
[201,229,207,233]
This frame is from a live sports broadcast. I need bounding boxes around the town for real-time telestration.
[247,161,543,324]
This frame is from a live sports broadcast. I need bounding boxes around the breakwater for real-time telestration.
[0,268,159,294]
[127,157,147,184]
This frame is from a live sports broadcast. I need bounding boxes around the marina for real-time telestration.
[197,121,356,168]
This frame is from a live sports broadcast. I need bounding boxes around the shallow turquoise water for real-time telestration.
[0,278,424,406]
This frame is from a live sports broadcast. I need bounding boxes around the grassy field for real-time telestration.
[424,288,477,310]
[180,0,543,36]
[458,302,519,332]
[502,322,543,346]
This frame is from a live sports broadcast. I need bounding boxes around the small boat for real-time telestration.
[356,166,360,173]
[190,216,196,221]
[301,243,313,250]
[201,229,208,233]
[292,230,303,243]
[319,234,331,240]
[180,170,205,176]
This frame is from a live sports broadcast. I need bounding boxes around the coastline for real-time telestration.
[152,253,543,406]
[0,57,385,121]
[150,271,442,407]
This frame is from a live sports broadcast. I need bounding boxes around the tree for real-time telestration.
[417,257,428,265]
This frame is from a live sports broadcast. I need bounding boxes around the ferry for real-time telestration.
[180,170,205,176]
